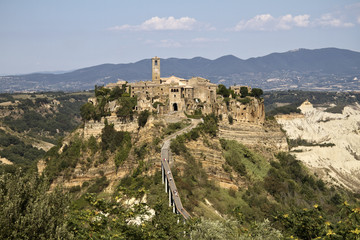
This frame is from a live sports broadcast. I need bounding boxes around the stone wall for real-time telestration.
[217,97,265,125]
[83,115,138,139]
[219,122,288,153]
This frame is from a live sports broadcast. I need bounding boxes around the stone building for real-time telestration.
[108,57,218,115]
[102,56,265,125]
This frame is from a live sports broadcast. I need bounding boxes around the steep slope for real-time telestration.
[276,102,360,192]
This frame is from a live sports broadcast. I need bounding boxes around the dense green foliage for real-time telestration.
[101,123,131,153]
[220,140,269,180]
[44,136,82,181]
[2,93,88,140]
[138,110,150,128]
[288,138,335,149]
[100,123,132,168]
[240,87,249,97]
[0,129,45,165]
[0,170,72,239]
[228,115,234,124]
[68,173,189,239]
[80,85,137,122]
[199,113,219,137]
[170,125,359,239]
[116,96,137,121]
[217,84,231,98]
[251,88,264,98]
[79,102,96,121]
[266,102,302,116]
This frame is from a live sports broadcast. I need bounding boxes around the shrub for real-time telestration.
[152,101,164,109]
[200,113,218,137]
[138,110,150,128]
[101,124,131,153]
[217,84,231,98]
[228,115,234,124]
[87,135,98,154]
[69,185,81,193]
[240,87,249,97]
[251,88,264,98]
[116,97,137,121]
[114,143,131,168]
[0,170,72,239]
[87,176,109,193]
[237,97,251,104]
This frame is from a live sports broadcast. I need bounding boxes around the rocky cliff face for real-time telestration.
[171,136,244,190]
[48,116,173,191]
[218,121,288,154]
[217,97,265,125]
[83,115,139,139]
[276,102,360,192]
[48,95,277,194]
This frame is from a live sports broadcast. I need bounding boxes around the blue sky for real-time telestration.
[0,0,359,75]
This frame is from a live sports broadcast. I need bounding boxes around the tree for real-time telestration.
[138,110,150,128]
[0,170,73,239]
[190,218,240,240]
[240,87,249,98]
[228,115,234,125]
[201,113,218,137]
[217,84,231,98]
[80,102,96,121]
[116,97,137,121]
[251,88,263,98]
[94,85,110,97]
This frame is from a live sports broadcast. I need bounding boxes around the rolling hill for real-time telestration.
[1,47,359,92]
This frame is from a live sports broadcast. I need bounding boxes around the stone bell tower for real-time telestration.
[152,56,160,84]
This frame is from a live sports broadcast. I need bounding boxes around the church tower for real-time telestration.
[152,56,160,84]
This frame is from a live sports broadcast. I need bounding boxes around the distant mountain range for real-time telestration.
[1,47,360,93]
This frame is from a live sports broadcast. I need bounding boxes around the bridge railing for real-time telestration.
[161,158,191,220]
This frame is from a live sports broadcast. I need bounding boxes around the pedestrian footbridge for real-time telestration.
[159,119,202,220]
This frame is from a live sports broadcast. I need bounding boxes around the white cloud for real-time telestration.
[233,14,274,31]
[315,14,354,27]
[232,14,310,31]
[357,16,360,24]
[109,16,199,31]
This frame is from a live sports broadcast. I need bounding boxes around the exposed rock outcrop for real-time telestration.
[219,121,288,153]
[277,102,360,192]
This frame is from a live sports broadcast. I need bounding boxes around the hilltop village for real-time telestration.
[85,57,265,137]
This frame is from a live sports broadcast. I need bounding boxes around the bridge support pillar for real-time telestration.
[165,178,168,193]
[169,190,172,207]
[161,163,164,184]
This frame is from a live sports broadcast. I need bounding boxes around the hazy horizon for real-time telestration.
[1,0,359,75]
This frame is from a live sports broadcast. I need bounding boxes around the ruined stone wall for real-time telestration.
[217,97,265,125]
[83,116,138,139]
